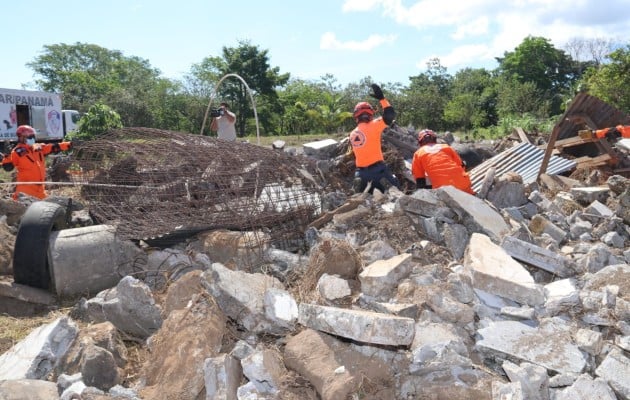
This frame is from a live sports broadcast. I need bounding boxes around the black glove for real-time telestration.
[605,127,621,141]
[369,84,384,100]
[416,178,432,190]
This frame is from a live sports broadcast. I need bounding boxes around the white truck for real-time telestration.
[0,88,80,152]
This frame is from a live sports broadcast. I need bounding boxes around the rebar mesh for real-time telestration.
[65,128,324,252]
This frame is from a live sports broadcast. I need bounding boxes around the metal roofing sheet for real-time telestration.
[469,142,577,192]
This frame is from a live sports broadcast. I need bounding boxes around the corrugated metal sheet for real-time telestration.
[469,142,577,192]
[555,92,629,140]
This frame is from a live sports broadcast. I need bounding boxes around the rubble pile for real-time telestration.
[0,164,629,399]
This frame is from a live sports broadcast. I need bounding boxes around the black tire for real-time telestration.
[13,201,67,289]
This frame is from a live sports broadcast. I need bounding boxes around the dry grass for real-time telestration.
[0,309,69,354]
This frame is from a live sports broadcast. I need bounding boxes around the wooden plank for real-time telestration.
[574,154,612,168]
[514,127,530,143]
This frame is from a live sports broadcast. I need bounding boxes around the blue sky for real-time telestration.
[3,0,629,90]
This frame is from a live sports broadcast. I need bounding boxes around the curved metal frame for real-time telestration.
[200,73,261,145]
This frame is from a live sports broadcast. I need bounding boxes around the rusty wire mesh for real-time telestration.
[63,128,324,253]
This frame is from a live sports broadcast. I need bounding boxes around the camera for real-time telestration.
[210,108,224,118]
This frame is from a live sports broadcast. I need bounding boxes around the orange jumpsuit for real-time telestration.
[350,99,390,168]
[595,125,630,139]
[412,143,475,195]
[2,142,72,200]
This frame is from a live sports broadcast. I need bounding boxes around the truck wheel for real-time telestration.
[13,201,68,290]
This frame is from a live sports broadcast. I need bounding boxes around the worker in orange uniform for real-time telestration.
[412,129,475,195]
[593,125,630,141]
[1,125,73,200]
[349,83,400,194]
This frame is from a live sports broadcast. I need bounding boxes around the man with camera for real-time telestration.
[210,102,237,141]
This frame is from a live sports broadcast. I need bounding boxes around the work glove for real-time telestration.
[416,178,432,190]
[605,127,621,141]
[369,84,384,100]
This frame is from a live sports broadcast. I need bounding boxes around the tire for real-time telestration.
[13,201,67,289]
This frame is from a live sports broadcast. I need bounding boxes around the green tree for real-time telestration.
[26,42,175,129]
[402,58,452,130]
[443,68,497,131]
[582,44,630,113]
[496,36,577,115]
[188,40,290,136]
[69,103,123,140]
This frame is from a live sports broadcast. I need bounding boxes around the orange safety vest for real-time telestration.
[349,99,390,168]
[2,142,72,200]
[412,143,475,194]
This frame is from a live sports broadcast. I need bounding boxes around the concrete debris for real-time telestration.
[1,140,630,400]
[0,317,78,380]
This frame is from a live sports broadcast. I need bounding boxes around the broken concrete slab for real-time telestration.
[302,138,339,159]
[204,354,242,400]
[201,262,286,334]
[501,236,573,278]
[476,320,587,375]
[0,317,78,380]
[553,374,617,400]
[436,186,511,242]
[298,303,415,346]
[359,253,413,301]
[570,186,610,206]
[595,348,630,400]
[465,233,544,306]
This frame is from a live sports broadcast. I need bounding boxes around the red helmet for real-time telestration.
[16,125,36,138]
[353,102,374,121]
[418,129,437,145]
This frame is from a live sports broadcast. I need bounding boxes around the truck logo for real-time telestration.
[48,110,61,136]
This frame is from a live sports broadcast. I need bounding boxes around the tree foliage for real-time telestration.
[582,45,630,113]
[69,103,123,140]
[21,36,629,140]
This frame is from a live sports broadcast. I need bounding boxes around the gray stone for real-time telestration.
[201,262,285,334]
[487,180,528,209]
[410,322,471,375]
[529,215,567,245]
[0,317,78,380]
[0,379,59,400]
[606,174,630,195]
[359,253,414,301]
[204,354,242,400]
[359,239,397,266]
[501,236,572,277]
[302,138,339,159]
[601,231,625,248]
[543,279,580,317]
[465,233,544,306]
[436,185,511,242]
[447,271,475,304]
[317,273,352,301]
[595,348,630,399]
[553,374,617,400]
[575,328,603,356]
[298,303,415,346]
[263,287,298,330]
[492,381,524,399]
[81,345,120,391]
[502,360,549,400]
[476,320,587,375]
[442,223,469,260]
[241,348,287,396]
[86,276,162,339]
[570,186,610,206]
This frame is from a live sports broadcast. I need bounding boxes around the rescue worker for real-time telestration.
[1,125,73,200]
[593,125,630,141]
[411,129,475,195]
[349,83,400,194]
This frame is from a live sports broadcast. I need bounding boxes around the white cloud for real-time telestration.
[416,43,495,70]
[451,17,489,40]
[320,32,397,51]
[342,0,381,12]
